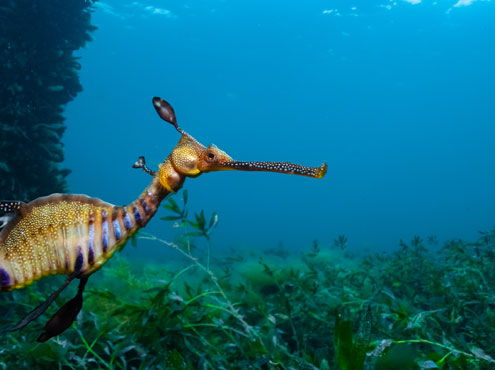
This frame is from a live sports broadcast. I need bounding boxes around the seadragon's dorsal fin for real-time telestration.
[0,201,27,232]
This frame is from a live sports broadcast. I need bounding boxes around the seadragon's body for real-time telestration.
[0,178,166,292]
[0,97,326,341]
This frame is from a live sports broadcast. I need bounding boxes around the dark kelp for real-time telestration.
[0,0,97,201]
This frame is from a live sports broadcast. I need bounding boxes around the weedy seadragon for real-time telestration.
[0,97,327,341]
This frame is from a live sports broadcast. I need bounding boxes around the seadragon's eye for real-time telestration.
[207,152,215,160]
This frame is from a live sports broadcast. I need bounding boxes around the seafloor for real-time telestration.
[1,191,494,369]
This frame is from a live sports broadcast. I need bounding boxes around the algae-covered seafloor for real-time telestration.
[1,191,495,369]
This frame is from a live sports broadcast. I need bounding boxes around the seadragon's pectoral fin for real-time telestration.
[7,275,75,332]
[37,276,88,342]
[7,274,89,342]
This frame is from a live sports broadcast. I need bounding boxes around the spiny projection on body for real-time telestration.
[0,97,327,341]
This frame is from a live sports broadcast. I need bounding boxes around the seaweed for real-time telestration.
[0,0,97,201]
[1,193,495,369]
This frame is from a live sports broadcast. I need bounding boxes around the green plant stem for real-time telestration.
[204,302,236,314]
[171,265,197,285]
[77,324,111,369]
[392,338,475,359]
[284,294,301,355]
[206,237,211,272]
[437,350,454,364]
[184,322,249,339]
[186,291,222,305]
[82,330,104,363]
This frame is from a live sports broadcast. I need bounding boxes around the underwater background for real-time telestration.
[1,0,495,369]
[64,0,495,254]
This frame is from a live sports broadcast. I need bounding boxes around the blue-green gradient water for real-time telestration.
[63,0,495,255]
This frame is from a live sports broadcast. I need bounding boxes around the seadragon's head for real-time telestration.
[149,97,327,191]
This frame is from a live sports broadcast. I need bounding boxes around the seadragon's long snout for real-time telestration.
[219,160,327,179]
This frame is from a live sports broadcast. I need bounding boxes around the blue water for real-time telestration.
[64,0,495,254]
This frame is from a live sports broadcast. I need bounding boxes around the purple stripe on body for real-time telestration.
[133,207,142,223]
[0,268,10,288]
[102,220,109,252]
[141,198,149,213]
[123,210,132,230]
[113,220,121,240]
[88,223,95,265]
[74,246,84,273]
